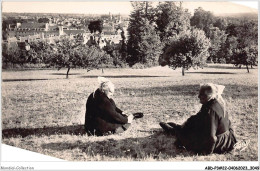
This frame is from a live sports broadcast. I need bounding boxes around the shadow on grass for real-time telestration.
[2,79,50,82]
[50,73,81,75]
[119,84,200,97]
[206,65,238,70]
[186,72,235,75]
[81,75,169,78]
[2,125,86,138]
[206,65,257,70]
[41,129,193,160]
[118,84,258,99]
[2,68,53,72]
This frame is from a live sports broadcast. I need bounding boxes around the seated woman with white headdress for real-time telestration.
[85,77,143,136]
[160,83,237,154]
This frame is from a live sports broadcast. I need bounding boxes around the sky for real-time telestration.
[2,1,258,15]
[232,1,258,9]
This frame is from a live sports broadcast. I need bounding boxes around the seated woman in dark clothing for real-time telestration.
[160,83,237,155]
[85,77,143,136]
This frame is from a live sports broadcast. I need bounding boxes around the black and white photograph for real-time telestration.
[1,0,259,170]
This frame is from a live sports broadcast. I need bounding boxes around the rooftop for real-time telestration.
[19,23,46,29]
[63,29,85,35]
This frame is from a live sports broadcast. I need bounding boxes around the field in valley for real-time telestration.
[1,64,258,161]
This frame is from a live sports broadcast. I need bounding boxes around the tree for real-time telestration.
[213,17,228,31]
[49,37,79,78]
[103,39,127,68]
[222,36,238,64]
[117,27,128,63]
[49,36,112,78]
[208,26,227,63]
[120,31,127,62]
[75,44,112,70]
[235,20,258,48]
[26,48,39,64]
[28,40,52,64]
[190,7,216,37]
[127,1,154,65]
[127,18,162,66]
[75,34,85,45]
[138,19,163,66]
[3,43,22,67]
[226,23,239,37]
[155,2,191,69]
[160,28,211,76]
[103,41,117,65]
[232,45,258,72]
[103,27,128,67]
[2,43,9,66]
[38,18,50,23]
[2,40,53,68]
[127,1,162,66]
[88,20,103,33]
[127,3,144,64]
[155,1,191,42]
[2,19,16,40]
[230,20,258,72]
[131,1,155,22]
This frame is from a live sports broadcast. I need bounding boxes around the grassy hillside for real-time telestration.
[2,64,258,161]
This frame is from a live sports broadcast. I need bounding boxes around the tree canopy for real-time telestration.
[88,20,103,33]
[155,2,191,42]
[160,28,211,75]
[38,18,50,23]
[190,7,215,37]
[127,1,161,65]
[208,26,227,63]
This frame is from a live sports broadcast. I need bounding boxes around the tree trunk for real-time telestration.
[246,65,249,73]
[182,67,185,76]
[66,67,70,79]
[251,64,253,69]
[102,68,104,73]
[145,2,148,18]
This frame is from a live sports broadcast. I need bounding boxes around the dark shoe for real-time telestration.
[133,112,144,119]
[159,122,175,135]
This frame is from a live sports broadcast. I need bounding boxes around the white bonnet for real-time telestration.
[200,83,225,98]
[200,83,226,115]
[97,76,114,91]
[98,76,110,85]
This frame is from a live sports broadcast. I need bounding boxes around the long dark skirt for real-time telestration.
[174,126,237,154]
[213,128,237,154]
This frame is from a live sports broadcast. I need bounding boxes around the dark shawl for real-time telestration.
[84,89,128,135]
[175,99,237,154]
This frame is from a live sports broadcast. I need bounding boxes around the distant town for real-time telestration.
[2,12,130,49]
[2,2,258,74]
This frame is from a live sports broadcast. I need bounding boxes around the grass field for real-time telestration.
[1,64,258,161]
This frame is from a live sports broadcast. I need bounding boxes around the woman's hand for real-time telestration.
[127,114,134,123]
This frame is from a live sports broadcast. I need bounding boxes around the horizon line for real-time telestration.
[2,10,257,16]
